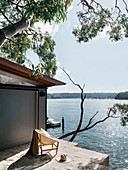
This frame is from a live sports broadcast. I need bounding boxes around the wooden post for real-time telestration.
[36,91,39,129]
[62,117,64,132]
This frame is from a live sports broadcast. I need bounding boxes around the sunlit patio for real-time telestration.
[0,139,115,170]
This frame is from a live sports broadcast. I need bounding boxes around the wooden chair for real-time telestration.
[35,129,59,155]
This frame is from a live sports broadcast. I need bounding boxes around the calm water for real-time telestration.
[47,99,128,170]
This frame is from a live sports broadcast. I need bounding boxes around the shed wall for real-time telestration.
[0,89,36,150]
[38,89,47,129]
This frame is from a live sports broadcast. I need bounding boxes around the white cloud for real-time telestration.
[34,22,59,36]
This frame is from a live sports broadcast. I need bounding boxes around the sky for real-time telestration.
[28,1,128,93]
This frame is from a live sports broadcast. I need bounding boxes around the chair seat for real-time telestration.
[35,129,59,155]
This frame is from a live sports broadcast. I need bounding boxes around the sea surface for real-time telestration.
[47,99,128,170]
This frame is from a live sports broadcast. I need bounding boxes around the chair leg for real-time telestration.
[40,145,43,155]
[56,142,59,155]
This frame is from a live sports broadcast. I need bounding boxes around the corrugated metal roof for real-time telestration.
[0,57,66,87]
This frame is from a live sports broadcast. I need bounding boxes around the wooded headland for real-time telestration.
[48,93,117,99]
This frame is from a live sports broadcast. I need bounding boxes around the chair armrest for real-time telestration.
[50,135,59,142]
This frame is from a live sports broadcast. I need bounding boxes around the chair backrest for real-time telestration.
[35,129,57,145]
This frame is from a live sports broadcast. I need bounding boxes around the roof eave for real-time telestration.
[0,57,66,87]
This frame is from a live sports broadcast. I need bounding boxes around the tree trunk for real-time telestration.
[0,17,29,46]
[69,92,84,142]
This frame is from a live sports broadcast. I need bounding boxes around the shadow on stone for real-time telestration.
[0,143,30,161]
[77,158,115,170]
[8,154,52,170]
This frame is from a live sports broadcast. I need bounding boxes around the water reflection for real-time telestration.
[47,99,128,170]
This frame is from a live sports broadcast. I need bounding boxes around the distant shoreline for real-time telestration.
[48,92,118,99]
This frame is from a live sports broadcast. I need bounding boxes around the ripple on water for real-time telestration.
[47,99,128,170]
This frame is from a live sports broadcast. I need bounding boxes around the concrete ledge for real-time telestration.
[40,140,110,170]
[0,140,114,170]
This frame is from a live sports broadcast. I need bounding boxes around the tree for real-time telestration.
[32,32,57,77]
[73,0,128,42]
[0,0,71,46]
[115,91,128,100]
[59,69,128,142]
[1,31,57,77]
[0,0,72,77]
[115,103,128,126]
[71,0,128,130]
[1,0,128,76]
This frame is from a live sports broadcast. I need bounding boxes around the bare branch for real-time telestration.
[81,0,94,10]
[84,93,87,99]
[115,0,121,20]
[61,68,83,91]
[25,30,33,35]
[115,0,118,7]
[59,69,118,142]
[111,116,120,118]
[92,0,103,9]
[0,9,13,24]
[8,0,24,8]
[83,84,85,89]
[80,0,123,24]
[17,0,22,4]
[86,111,99,128]
[59,113,114,140]
[85,116,110,130]
[61,68,86,142]
[122,0,128,13]
[58,103,122,140]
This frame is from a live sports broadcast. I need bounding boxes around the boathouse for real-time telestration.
[0,57,65,151]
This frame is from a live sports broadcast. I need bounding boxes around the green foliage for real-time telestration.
[115,91,128,100]
[72,3,128,43]
[0,0,72,77]
[31,32,57,78]
[73,10,107,43]
[0,0,71,25]
[1,31,57,77]
[112,104,128,126]
[1,33,31,65]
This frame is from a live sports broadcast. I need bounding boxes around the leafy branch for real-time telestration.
[73,0,128,42]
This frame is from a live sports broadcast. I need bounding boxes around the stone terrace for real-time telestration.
[0,140,115,170]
